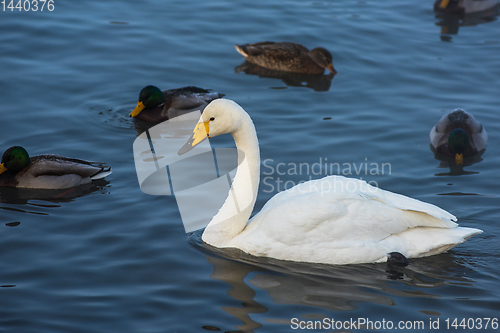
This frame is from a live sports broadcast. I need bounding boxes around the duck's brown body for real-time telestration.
[235,42,336,74]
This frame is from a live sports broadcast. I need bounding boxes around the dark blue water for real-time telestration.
[1,1,499,332]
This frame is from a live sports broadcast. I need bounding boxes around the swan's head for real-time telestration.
[178,99,246,155]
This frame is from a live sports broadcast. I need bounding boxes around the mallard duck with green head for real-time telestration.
[235,42,337,75]
[430,109,487,165]
[0,146,112,189]
[129,85,224,123]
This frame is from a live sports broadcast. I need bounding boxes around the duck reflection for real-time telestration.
[0,179,110,217]
[0,179,110,204]
[434,0,499,38]
[431,146,484,176]
[235,61,335,92]
[192,235,475,332]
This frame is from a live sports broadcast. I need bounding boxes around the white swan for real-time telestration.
[179,99,482,265]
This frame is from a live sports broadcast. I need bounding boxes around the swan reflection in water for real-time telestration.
[235,61,335,92]
[190,234,478,332]
[434,0,499,38]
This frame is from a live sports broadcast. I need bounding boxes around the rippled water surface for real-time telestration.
[1,1,499,332]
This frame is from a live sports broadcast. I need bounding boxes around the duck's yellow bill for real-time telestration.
[439,0,450,9]
[129,101,145,117]
[326,63,337,75]
[178,121,210,155]
[455,153,464,165]
[0,163,7,175]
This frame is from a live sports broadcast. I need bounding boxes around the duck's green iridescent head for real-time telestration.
[129,85,164,117]
[0,146,31,175]
[448,129,470,165]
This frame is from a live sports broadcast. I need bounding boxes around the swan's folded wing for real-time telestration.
[262,176,456,222]
[247,176,459,246]
[358,179,457,225]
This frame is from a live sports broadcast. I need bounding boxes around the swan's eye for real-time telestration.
[210,117,215,121]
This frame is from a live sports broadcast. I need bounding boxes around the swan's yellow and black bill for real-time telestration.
[178,121,210,155]
[455,153,464,165]
[0,163,7,175]
[129,101,146,117]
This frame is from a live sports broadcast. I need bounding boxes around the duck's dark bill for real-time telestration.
[327,63,337,74]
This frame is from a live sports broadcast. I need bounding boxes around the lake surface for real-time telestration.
[1,1,499,332]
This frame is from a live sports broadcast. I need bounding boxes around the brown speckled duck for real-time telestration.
[235,42,337,75]
[129,85,224,123]
[0,146,112,189]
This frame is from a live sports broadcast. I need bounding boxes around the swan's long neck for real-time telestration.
[202,111,260,247]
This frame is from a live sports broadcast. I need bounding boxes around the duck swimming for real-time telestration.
[0,146,112,189]
[179,99,482,265]
[430,109,487,165]
[129,85,224,123]
[235,42,337,75]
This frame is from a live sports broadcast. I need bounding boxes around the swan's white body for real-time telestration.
[186,99,482,265]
